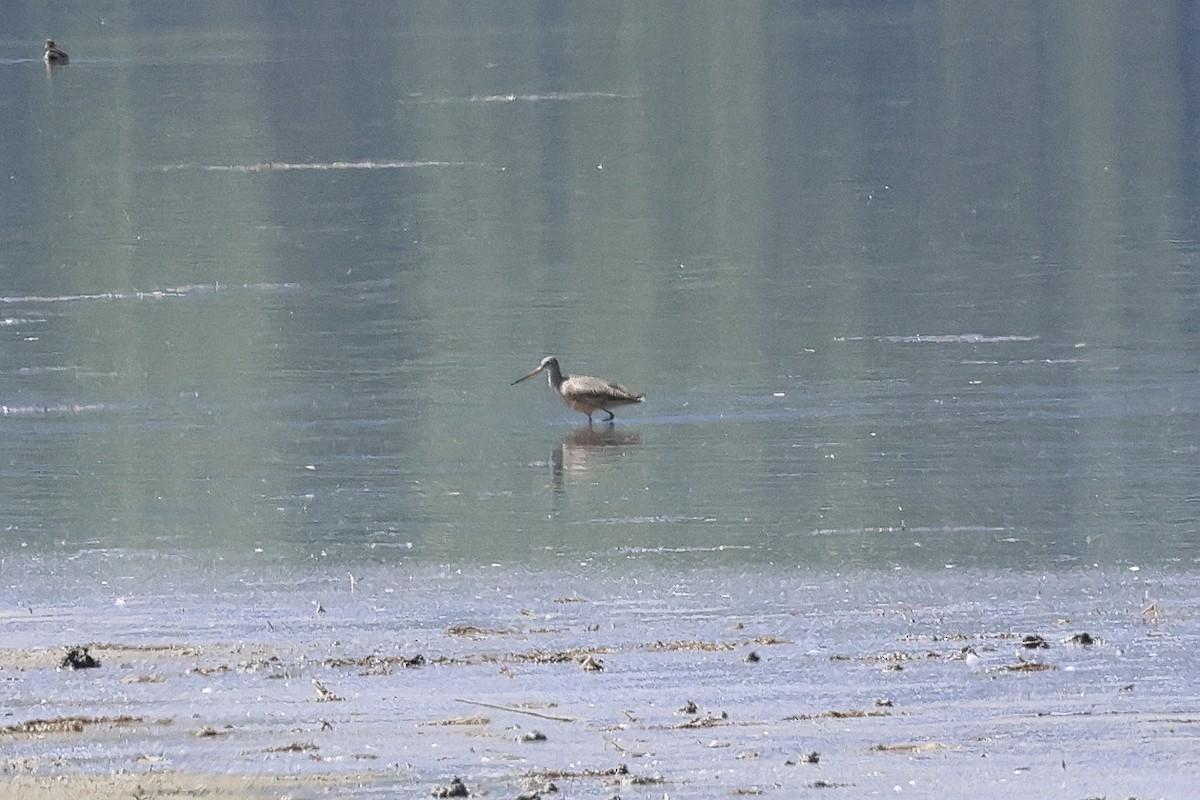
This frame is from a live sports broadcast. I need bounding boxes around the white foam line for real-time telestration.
[0,283,299,304]
[404,91,639,106]
[159,160,469,173]
[835,333,1041,344]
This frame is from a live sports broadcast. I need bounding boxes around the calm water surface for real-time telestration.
[1,3,1198,581]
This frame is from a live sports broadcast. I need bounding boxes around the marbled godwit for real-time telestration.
[43,39,69,65]
[512,356,644,423]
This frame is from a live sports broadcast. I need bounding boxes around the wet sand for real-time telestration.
[2,558,1196,799]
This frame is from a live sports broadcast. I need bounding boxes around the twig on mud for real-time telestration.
[455,698,576,722]
[605,735,651,757]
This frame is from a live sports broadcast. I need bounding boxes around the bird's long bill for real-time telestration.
[511,367,542,386]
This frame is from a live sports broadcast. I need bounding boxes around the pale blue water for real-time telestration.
[3,4,1198,574]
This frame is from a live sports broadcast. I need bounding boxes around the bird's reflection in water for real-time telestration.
[551,423,642,491]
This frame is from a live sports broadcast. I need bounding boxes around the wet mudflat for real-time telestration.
[2,556,1196,799]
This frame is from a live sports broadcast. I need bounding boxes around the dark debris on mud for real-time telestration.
[991,660,1058,673]
[59,645,100,670]
[324,652,426,674]
[432,776,470,797]
[784,709,890,721]
[524,763,630,780]
[2,715,150,735]
[836,627,1110,675]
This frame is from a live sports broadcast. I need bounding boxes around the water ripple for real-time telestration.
[0,283,298,304]
[401,90,638,105]
[835,333,1040,344]
[159,160,469,173]
[1,402,108,416]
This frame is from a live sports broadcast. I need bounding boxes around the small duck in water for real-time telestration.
[43,39,69,65]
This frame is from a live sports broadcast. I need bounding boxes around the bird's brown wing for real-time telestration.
[563,374,645,406]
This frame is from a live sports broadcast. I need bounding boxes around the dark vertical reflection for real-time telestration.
[533,0,571,272]
[1,1,1198,568]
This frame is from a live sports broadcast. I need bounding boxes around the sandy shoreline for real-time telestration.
[2,563,1196,798]
[0,772,366,800]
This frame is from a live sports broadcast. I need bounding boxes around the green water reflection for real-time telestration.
[1,2,1196,570]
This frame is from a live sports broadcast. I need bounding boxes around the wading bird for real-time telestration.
[512,356,645,423]
[43,39,69,65]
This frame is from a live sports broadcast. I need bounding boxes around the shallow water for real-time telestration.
[3,3,1198,572]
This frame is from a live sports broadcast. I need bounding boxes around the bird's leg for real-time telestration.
[602,409,615,422]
